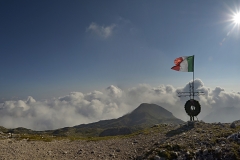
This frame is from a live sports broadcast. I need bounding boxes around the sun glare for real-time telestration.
[233,12,240,24]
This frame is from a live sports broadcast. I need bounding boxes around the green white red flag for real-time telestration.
[171,56,194,72]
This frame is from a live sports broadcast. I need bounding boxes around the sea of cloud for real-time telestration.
[0,79,239,131]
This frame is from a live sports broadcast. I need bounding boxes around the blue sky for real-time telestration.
[1,0,240,101]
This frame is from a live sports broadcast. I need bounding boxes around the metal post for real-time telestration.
[192,55,195,121]
[192,55,194,100]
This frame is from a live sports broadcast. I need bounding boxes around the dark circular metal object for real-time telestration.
[184,99,201,117]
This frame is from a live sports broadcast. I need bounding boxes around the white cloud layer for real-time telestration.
[86,22,116,38]
[0,79,240,130]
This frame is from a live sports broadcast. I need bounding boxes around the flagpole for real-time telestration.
[193,55,194,100]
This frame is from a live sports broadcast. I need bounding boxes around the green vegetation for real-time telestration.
[14,134,64,142]
[0,123,168,142]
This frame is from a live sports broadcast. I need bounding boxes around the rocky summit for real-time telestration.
[0,121,240,159]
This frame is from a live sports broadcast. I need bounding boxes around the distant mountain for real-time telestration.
[73,103,183,128]
[52,103,184,137]
[203,106,240,123]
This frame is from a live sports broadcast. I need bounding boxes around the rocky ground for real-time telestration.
[0,121,240,160]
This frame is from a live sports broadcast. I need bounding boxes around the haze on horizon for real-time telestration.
[0,0,240,130]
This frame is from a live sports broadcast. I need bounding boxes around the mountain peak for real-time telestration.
[130,103,174,119]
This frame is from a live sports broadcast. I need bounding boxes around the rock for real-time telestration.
[172,151,178,157]
[136,155,143,160]
[233,120,240,126]
[132,140,138,144]
[134,140,138,143]
[77,149,83,154]
[207,154,213,160]
[152,124,159,128]
[194,149,200,155]
[203,149,208,156]
[227,132,240,141]
[217,122,225,127]
[115,149,120,152]
[136,147,143,152]
[230,122,236,128]
[154,142,160,145]
[154,156,161,160]
[215,147,221,154]
[109,153,114,157]
[177,155,184,160]
[187,121,195,127]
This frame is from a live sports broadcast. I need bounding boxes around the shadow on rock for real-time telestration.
[166,121,195,137]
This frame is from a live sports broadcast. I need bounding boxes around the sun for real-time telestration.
[233,12,240,24]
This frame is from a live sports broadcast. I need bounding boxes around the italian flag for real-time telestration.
[171,56,194,72]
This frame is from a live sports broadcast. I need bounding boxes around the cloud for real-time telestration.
[106,85,122,98]
[0,79,240,130]
[204,107,240,123]
[86,22,116,38]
